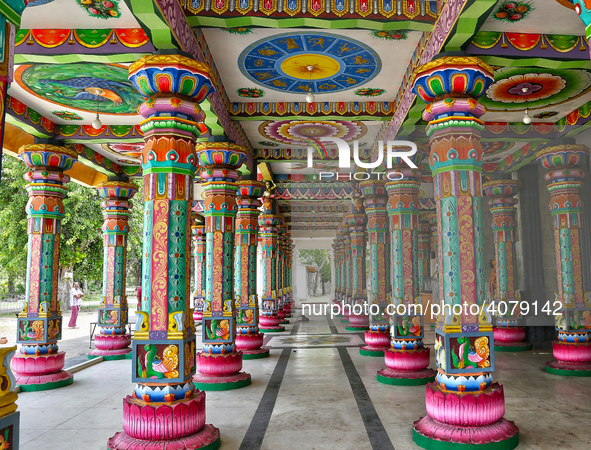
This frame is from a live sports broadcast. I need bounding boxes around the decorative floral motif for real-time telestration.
[534,111,558,119]
[258,141,279,147]
[76,0,121,19]
[370,30,409,40]
[220,27,254,35]
[52,111,83,120]
[237,87,265,98]
[259,119,367,146]
[492,1,533,23]
[481,67,591,111]
[354,87,386,97]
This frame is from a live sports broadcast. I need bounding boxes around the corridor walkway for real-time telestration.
[15,308,591,450]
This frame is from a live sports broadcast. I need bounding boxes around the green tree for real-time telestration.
[298,249,331,295]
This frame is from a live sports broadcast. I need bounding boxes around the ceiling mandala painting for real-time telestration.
[259,120,367,146]
[481,67,591,111]
[15,63,144,115]
[239,31,381,95]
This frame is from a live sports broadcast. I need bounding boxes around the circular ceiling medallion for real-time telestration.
[259,120,367,146]
[482,67,591,111]
[15,63,144,115]
[101,143,143,165]
[482,141,515,158]
[239,32,381,94]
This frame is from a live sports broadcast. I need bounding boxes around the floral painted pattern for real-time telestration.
[52,111,83,120]
[370,30,409,40]
[534,111,558,119]
[487,73,566,103]
[220,27,254,35]
[76,0,121,19]
[237,87,265,98]
[492,1,533,23]
[355,87,386,97]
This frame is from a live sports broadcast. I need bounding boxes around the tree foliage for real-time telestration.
[299,249,331,294]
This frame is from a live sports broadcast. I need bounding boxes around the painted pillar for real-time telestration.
[193,142,251,390]
[90,180,137,360]
[341,225,353,321]
[483,180,532,352]
[259,201,286,332]
[336,233,346,314]
[234,180,270,359]
[109,55,219,449]
[191,213,205,325]
[284,231,293,315]
[537,143,591,376]
[411,56,518,449]
[346,206,369,331]
[378,161,436,385]
[277,225,289,324]
[331,242,339,306]
[12,144,76,391]
[359,180,391,355]
[418,217,431,292]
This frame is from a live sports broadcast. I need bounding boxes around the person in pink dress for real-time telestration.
[68,282,84,329]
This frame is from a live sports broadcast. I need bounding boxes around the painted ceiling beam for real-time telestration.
[124,0,251,154]
[230,101,395,120]
[181,0,438,25]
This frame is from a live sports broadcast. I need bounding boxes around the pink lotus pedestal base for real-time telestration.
[12,352,74,391]
[494,327,531,352]
[259,316,285,332]
[377,348,435,385]
[546,341,591,376]
[346,314,368,331]
[90,334,132,360]
[413,416,519,449]
[108,392,220,450]
[193,311,203,325]
[236,333,270,359]
[360,331,390,356]
[194,352,252,390]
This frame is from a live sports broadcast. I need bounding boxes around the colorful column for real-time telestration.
[283,230,293,317]
[345,207,369,331]
[90,180,138,360]
[194,142,251,390]
[537,143,591,376]
[277,224,289,324]
[411,56,519,449]
[377,159,436,385]
[332,240,341,309]
[259,200,286,332]
[359,180,391,355]
[341,225,353,322]
[483,180,532,352]
[418,216,432,292]
[0,346,19,448]
[191,213,205,325]
[234,180,270,359]
[12,144,77,391]
[108,55,220,449]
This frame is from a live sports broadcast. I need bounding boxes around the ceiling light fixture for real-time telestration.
[306,65,315,104]
[92,94,102,129]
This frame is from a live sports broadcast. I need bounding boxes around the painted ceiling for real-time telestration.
[202,28,422,103]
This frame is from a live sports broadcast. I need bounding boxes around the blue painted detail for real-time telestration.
[239,31,381,94]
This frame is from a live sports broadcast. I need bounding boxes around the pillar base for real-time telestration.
[259,326,285,333]
[359,346,388,357]
[413,417,519,449]
[16,370,74,392]
[493,327,530,352]
[242,349,270,360]
[545,341,591,375]
[193,372,252,391]
[377,368,436,386]
[545,360,591,376]
[109,422,219,450]
[345,325,368,331]
[360,330,390,356]
[90,347,132,360]
[236,332,270,359]
[280,320,290,325]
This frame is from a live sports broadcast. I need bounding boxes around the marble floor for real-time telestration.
[16,309,591,450]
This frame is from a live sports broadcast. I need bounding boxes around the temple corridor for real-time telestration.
[15,307,591,450]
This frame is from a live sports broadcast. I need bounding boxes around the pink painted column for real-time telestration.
[537,143,591,376]
[191,213,205,325]
[193,142,252,390]
[276,224,289,324]
[90,180,138,360]
[483,180,532,352]
[411,56,518,449]
[108,54,220,449]
[234,180,270,359]
[359,180,391,355]
[377,160,436,385]
[345,206,369,331]
[12,144,77,391]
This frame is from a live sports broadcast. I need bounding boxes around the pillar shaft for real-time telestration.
[91,181,137,359]
[345,205,369,330]
[418,218,431,292]
[360,181,389,332]
[191,214,205,324]
[109,54,220,449]
[13,144,77,390]
[537,144,591,374]
[411,56,519,447]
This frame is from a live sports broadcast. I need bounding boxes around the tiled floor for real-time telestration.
[15,308,591,450]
